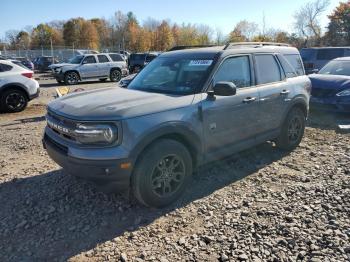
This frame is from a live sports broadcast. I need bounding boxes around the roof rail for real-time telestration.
[224,42,290,50]
[168,45,219,51]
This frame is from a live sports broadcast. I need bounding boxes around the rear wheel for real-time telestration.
[276,107,305,150]
[1,89,28,113]
[110,69,121,82]
[64,71,79,85]
[132,139,192,208]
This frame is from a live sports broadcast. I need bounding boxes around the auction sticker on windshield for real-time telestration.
[189,60,213,66]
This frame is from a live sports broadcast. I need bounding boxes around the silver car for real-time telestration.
[51,53,129,85]
[43,43,311,208]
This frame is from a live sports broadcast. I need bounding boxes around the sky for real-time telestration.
[0,0,342,40]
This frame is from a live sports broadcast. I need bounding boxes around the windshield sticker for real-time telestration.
[189,60,213,66]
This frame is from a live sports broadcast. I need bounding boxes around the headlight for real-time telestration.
[74,124,118,145]
[336,89,350,96]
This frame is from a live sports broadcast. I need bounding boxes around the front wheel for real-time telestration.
[132,139,193,208]
[0,89,28,113]
[110,69,121,82]
[276,107,306,150]
[64,72,79,85]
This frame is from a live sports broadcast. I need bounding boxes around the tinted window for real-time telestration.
[109,54,124,62]
[300,49,314,61]
[130,54,146,61]
[0,63,13,72]
[145,55,157,63]
[285,54,304,76]
[316,49,344,60]
[213,56,251,88]
[97,55,109,63]
[255,55,281,85]
[83,56,96,64]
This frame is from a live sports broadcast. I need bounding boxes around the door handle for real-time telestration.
[280,90,290,95]
[243,97,257,103]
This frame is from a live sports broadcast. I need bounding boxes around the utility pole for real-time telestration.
[50,38,53,64]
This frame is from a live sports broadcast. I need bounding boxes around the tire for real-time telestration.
[132,139,193,208]
[64,71,79,85]
[276,107,306,150]
[110,69,122,82]
[0,88,28,113]
[99,78,107,82]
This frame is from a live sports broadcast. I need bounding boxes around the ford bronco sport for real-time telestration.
[43,43,311,208]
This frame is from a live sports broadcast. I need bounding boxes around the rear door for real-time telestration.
[80,55,99,78]
[254,54,289,133]
[201,55,260,155]
[97,54,111,77]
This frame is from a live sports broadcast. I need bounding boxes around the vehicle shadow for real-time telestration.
[0,142,289,261]
[0,116,46,127]
[307,109,350,132]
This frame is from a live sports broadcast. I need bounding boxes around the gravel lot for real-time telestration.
[0,75,349,261]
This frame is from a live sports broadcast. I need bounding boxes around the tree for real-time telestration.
[229,20,258,42]
[5,30,19,49]
[63,18,85,48]
[31,23,62,48]
[79,20,99,49]
[91,18,111,48]
[293,0,330,46]
[325,1,350,46]
[16,31,31,49]
[155,20,174,50]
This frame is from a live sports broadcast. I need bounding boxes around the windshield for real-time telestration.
[128,56,213,95]
[69,55,84,64]
[319,60,350,76]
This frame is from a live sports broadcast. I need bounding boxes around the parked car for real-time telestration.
[43,43,310,207]
[50,53,128,85]
[11,57,35,70]
[128,52,160,73]
[309,57,350,112]
[0,60,40,112]
[33,56,58,72]
[301,47,350,74]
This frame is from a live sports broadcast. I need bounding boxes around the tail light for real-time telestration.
[22,72,33,78]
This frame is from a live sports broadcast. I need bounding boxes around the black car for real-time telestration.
[33,56,58,72]
[128,52,160,73]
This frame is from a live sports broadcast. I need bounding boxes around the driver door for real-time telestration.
[201,55,260,157]
[80,55,99,78]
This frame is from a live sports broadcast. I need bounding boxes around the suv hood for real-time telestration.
[48,87,195,121]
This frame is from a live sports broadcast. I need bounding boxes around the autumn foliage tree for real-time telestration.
[325,1,350,46]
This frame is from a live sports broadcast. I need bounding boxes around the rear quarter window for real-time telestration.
[255,54,282,85]
[0,63,13,72]
[109,54,124,62]
[284,54,305,76]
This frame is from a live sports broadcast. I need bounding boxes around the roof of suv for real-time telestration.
[161,44,300,59]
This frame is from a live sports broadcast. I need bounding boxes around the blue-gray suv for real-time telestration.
[43,43,311,207]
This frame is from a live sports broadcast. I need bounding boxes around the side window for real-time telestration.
[255,55,281,85]
[109,54,124,62]
[278,55,297,78]
[97,55,109,63]
[83,56,96,64]
[0,63,13,72]
[213,56,251,88]
[284,54,304,76]
[316,49,344,60]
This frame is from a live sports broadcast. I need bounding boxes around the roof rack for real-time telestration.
[168,45,219,51]
[224,42,290,50]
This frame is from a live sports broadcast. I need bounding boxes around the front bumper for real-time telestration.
[310,96,350,112]
[121,68,129,76]
[43,133,133,192]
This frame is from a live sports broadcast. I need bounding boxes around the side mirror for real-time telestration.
[210,82,237,97]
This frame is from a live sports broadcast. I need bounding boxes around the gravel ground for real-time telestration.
[0,77,349,261]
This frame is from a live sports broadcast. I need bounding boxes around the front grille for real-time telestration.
[46,111,77,141]
[311,88,336,98]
